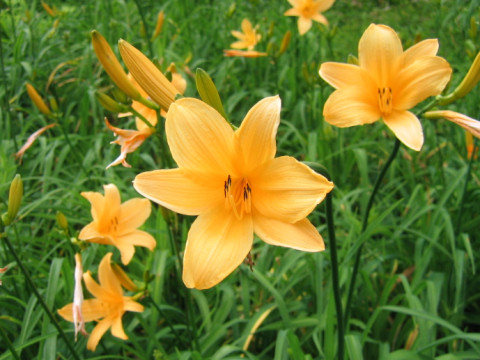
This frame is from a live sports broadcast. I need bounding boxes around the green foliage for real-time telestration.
[1,0,479,359]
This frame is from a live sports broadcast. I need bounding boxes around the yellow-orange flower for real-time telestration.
[58,253,144,351]
[284,0,334,35]
[230,19,261,50]
[133,96,333,289]
[78,184,156,265]
[319,24,452,151]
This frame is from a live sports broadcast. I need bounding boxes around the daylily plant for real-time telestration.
[133,96,334,289]
[319,23,452,151]
[78,184,156,265]
[284,0,335,35]
[230,19,261,50]
[58,253,144,351]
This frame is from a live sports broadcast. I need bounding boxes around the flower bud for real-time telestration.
[118,39,179,111]
[95,91,129,113]
[278,31,291,56]
[152,10,164,40]
[56,211,68,231]
[4,174,23,226]
[438,51,480,105]
[91,30,142,101]
[112,263,139,292]
[195,68,228,120]
[26,83,52,116]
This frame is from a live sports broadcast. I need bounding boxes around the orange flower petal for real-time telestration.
[394,56,452,110]
[250,156,333,223]
[236,96,281,172]
[87,316,114,351]
[116,230,156,265]
[383,110,424,151]
[182,210,253,289]
[254,215,325,251]
[401,39,439,66]
[319,63,371,89]
[119,198,151,232]
[134,168,223,216]
[166,98,237,176]
[359,24,403,85]
[323,87,380,127]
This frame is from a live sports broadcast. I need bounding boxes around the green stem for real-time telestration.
[0,324,21,360]
[343,138,401,330]
[326,191,344,360]
[2,235,81,360]
[130,107,155,129]
[166,220,199,351]
[132,0,154,58]
[455,138,477,235]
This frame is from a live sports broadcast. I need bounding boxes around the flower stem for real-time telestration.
[0,324,21,360]
[343,138,401,330]
[166,220,199,351]
[455,139,477,235]
[326,190,344,360]
[2,234,81,360]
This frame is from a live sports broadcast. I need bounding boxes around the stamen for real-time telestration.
[223,175,252,219]
[378,87,393,115]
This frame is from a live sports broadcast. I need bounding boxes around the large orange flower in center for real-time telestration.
[133,96,333,289]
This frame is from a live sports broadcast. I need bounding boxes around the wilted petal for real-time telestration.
[134,168,223,216]
[182,210,253,289]
[14,124,57,162]
[236,96,280,172]
[254,215,325,251]
[384,110,424,151]
[251,156,333,223]
[425,110,480,138]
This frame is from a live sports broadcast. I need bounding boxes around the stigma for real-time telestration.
[224,175,252,219]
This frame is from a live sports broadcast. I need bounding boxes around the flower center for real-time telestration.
[224,175,252,219]
[378,87,393,115]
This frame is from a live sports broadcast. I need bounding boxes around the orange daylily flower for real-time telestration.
[230,19,261,50]
[284,0,335,35]
[78,184,156,265]
[223,49,268,58]
[58,253,144,351]
[133,96,334,290]
[319,24,452,151]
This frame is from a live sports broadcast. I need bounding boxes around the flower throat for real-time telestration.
[224,175,252,219]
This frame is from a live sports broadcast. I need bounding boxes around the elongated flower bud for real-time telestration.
[3,174,23,226]
[26,83,52,116]
[91,30,141,101]
[425,110,480,138]
[278,30,291,56]
[95,91,129,113]
[56,211,68,231]
[112,263,139,292]
[152,10,164,40]
[438,51,480,105]
[118,39,179,111]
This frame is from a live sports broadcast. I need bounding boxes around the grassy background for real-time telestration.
[1,0,480,359]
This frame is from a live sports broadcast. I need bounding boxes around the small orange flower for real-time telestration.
[230,19,261,50]
[284,0,335,35]
[58,253,144,351]
[319,24,452,151]
[78,184,156,265]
